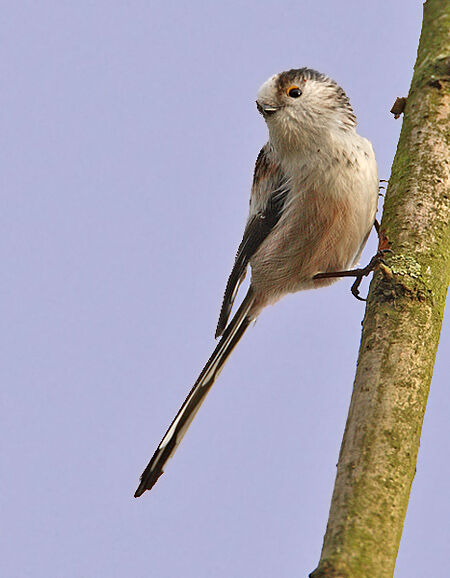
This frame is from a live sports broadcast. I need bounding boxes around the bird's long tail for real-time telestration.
[134,288,255,497]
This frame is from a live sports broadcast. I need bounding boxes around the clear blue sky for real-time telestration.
[2,2,448,577]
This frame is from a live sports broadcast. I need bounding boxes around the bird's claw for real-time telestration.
[348,250,391,301]
[313,248,393,301]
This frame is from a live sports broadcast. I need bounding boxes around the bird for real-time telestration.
[134,67,379,497]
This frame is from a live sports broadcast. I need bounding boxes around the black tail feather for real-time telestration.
[134,289,255,497]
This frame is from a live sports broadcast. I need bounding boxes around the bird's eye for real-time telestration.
[287,85,302,98]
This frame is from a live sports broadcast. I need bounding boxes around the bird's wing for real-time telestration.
[215,144,290,338]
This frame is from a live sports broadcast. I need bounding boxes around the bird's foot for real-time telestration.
[313,249,391,301]
[313,220,393,303]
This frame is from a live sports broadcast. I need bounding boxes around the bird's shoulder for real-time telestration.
[250,143,289,215]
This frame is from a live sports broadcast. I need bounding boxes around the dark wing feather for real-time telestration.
[215,146,290,338]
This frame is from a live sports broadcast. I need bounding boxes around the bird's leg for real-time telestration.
[313,220,392,301]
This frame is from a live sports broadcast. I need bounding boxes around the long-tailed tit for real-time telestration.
[135,68,379,497]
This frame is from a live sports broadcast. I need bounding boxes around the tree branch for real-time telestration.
[310,1,449,576]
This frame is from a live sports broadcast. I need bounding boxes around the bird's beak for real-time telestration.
[256,101,280,117]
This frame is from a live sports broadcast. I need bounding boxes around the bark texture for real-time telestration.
[310,1,449,577]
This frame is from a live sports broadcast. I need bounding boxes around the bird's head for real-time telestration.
[256,68,356,150]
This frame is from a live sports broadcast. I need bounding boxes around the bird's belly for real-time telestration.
[249,188,375,305]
